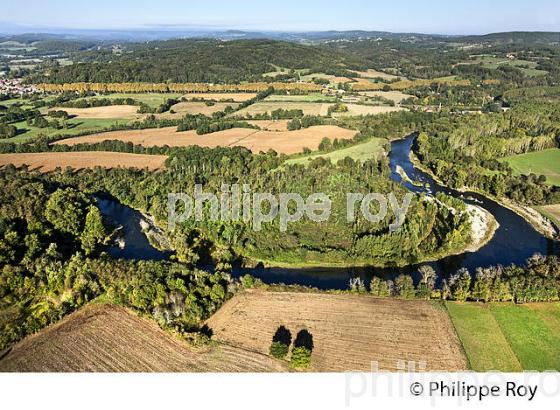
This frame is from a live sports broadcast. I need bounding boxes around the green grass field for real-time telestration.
[501,149,560,186]
[284,138,387,166]
[0,118,131,144]
[490,304,560,371]
[71,93,181,108]
[262,66,309,78]
[446,302,522,371]
[447,302,560,371]
[467,56,548,77]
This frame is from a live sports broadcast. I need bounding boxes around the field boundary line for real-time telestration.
[443,301,473,370]
[485,304,524,370]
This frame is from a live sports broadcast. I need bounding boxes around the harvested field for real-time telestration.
[0,152,167,171]
[181,93,257,102]
[206,291,468,372]
[332,104,405,117]
[53,127,210,147]
[228,125,356,154]
[233,101,332,117]
[0,304,286,372]
[54,125,357,154]
[52,105,141,119]
[246,119,290,131]
[358,90,415,104]
[169,101,240,116]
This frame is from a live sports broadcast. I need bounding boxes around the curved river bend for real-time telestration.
[98,135,559,289]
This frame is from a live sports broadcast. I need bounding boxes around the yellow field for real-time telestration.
[53,125,357,155]
[246,119,290,131]
[37,81,323,94]
[0,304,285,372]
[206,291,468,372]
[0,152,167,171]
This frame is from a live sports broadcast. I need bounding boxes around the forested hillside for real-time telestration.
[32,39,368,83]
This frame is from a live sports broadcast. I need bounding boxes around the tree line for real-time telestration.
[348,254,560,304]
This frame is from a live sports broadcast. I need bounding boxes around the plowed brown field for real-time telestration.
[0,152,167,171]
[246,119,289,131]
[53,125,357,154]
[206,291,468,372]
[0,304,286,372]
[52,105,141,119]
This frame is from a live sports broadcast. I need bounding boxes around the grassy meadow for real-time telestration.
[284,138,387,166]
[69,93,181,108]
[501,149,560,186]
[264,93,336,103]
[465,55,548,77]
[1,118,132,143]
[447,302,560,371]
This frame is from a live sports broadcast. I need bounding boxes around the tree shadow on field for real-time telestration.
[272,325,292,346]
[294,329,314,351]
[199,324,213,338]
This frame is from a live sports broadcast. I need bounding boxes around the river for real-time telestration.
[97,135,559,289]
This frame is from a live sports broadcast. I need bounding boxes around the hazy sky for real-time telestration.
[2,0,560,34]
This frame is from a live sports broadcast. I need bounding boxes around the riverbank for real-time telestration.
[139,213,173,252]
[499,198,558,240]
[409,151,558,241]
[465,205,499,252]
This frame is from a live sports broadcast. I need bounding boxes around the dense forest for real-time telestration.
[30,39,368,84]
[0,168,231,350]
[415,102,560,205]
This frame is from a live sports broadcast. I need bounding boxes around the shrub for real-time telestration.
[240,274,255,289]
[290,347,312,369]
[269,325,292,359]
[270,341,290,359]
[291,329,313,368]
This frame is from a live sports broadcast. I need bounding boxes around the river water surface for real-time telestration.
[98,135,559,289]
